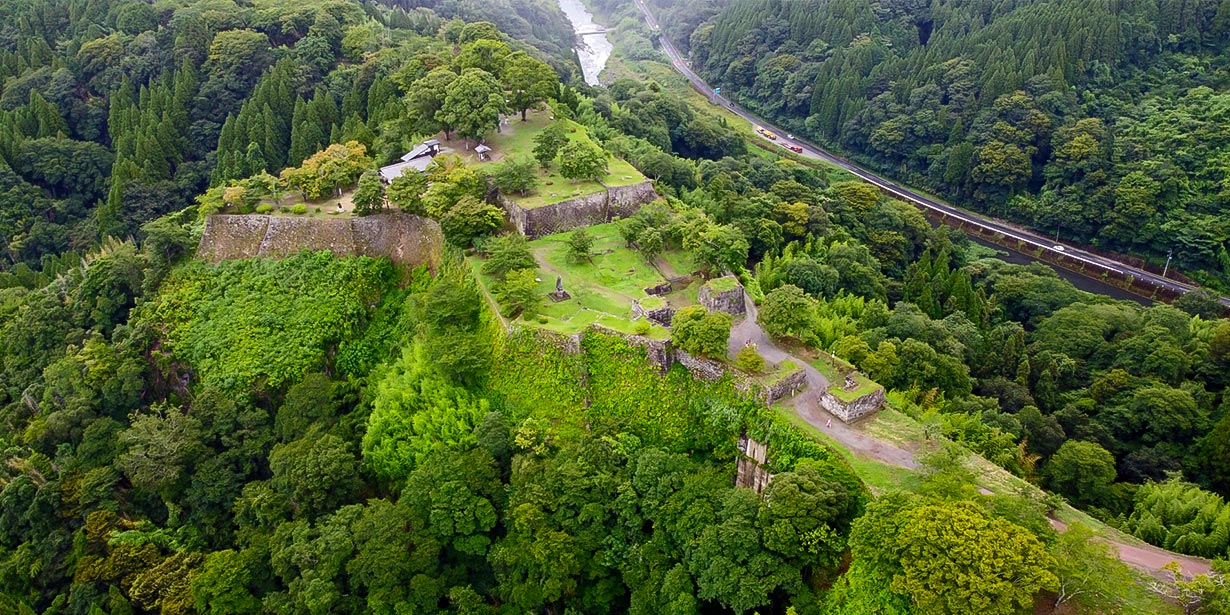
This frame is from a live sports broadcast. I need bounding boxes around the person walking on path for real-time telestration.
[826,418,832,428]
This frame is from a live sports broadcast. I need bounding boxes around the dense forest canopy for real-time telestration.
[3,0,1230,613]
[662,0,1230,290]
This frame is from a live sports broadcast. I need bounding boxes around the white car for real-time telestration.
[1052,245,1066,252]
[786,134,794,139]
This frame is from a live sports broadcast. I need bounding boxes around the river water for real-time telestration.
[557,0,613,86]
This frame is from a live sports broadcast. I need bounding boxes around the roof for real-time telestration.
[475,144,492,153]
[379,156,435,182]
[400,140,441,163]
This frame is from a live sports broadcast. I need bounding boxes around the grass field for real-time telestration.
[473,108,645,209]
[471,222,702,338]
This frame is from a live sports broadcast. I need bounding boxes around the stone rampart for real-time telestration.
[502,180,659,238]
[699,277,746,315]
[197,213,444,271]
[819,387,886,423]
[764,368,808,406]
[674,349,728,382]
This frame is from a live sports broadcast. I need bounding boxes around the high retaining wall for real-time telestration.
[502,180,659,238]
[699,277,746,315]
[196,213,444,271]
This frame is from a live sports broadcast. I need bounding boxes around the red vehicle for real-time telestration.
[788,145,803,153]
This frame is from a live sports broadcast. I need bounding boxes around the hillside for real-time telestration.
[672,0,1230,290]
[5,0,1230,613]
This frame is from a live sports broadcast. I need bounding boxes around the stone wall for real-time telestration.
[819,387,886,423]
[631,299,676,327]
[699,277,746,315]
[764,368,808,406]
[197,213,444,271]
[589,324,673,373]
[674,349,728,382]
[502,180,659,239]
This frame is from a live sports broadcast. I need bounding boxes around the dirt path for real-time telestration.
[728,291,919,470]
[728,289,1213,580]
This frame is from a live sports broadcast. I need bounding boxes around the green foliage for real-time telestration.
[759,284,815,339]
[556,139,608,181]
[492,156,538,196]
[671,305,732,358]
[482,234,538,280]
[735,344,765,373]
[1046,440,1117,508]
[363,344,491,483]
[141,252,395,392]
[352,169,385,215]
[566,228,593,263]
[494,268,540,317]
[532,121,569,168]
[387,172,428,215]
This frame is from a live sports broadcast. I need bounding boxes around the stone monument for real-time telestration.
[548,275,571,302]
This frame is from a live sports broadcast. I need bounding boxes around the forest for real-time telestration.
[634,0,1230,291]
[3,0,1230,613]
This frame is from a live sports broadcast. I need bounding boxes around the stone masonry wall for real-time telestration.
[502,180,659,238]
[197,213,444,271]
[699,277,747,315]
[764,368,808,406]
[819,387,887,423]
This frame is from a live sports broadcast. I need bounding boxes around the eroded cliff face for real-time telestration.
[196,213,444,271]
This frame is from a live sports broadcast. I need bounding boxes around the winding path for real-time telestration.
[727,290,1212,580]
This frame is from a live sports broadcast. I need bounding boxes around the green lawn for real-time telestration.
[658,249,696,277]
[477,108,645,209]
[472,222,700,338]
[704,275,739,293]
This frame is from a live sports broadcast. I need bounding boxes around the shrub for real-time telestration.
[255,203,274,214]
[633,320,651,335]
[671,305,732,358]
[290,203,308,215]
[736,344,765,373]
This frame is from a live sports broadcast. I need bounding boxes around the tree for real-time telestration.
[437,68,507,146]
[1176,289,1225,320]
[566,228,593,263]
[690,224,750,274]
[758,459,857,568]
[482,233,537,280]
[439,195,504,245]
[352,169,385,215]
[118,406,206,494]
[269,433,360,518]
[405,67,458,136]
[495,268,540,317]
[492,156,537,196]
[533,122,568,168]
[891,502,1058,615]
[735,344,765,373]
[280,141,372,200]
[557,139,608,181]
[503,51,557,121]
[387,172,427,215]
[758,285,815,338]
[1046,440,1116,507]
[1050,522,1134,610]
[671,305,732,358]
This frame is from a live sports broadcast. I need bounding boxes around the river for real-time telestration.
[557,0,613,86]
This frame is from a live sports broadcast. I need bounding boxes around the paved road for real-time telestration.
[726,287,1212,579]
[630,0,1229,307]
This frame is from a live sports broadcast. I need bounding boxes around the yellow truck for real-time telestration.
[755,126,778,140]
